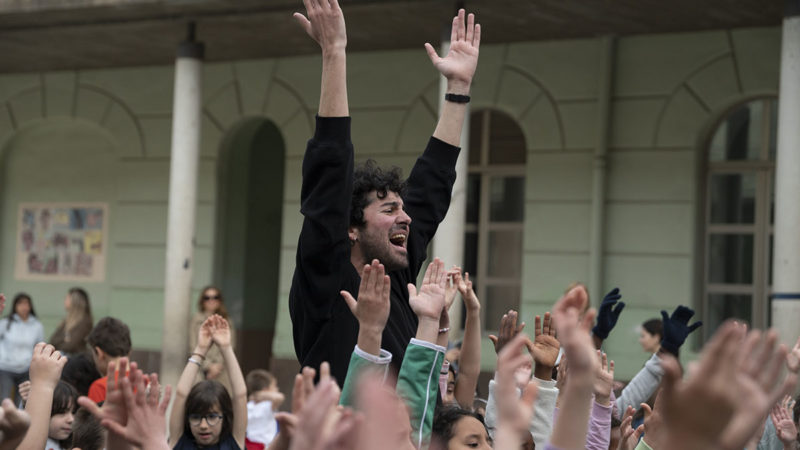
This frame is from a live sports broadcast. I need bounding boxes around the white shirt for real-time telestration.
[0,314,44,372]
[246,400,278,445]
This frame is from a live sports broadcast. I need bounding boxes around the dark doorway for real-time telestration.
[215,118,285,374]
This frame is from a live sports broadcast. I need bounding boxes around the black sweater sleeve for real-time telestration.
[403,137,460,275]
[292,116,354,322]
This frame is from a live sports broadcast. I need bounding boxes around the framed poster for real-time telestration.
[15,203,108,282]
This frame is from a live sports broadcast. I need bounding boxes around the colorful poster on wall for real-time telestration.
[15,203,108,282]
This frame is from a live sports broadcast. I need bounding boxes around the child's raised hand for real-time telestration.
[210,314,232,348]
[408,258,447,322]
[0,398,30,450]
[28,343,67,389]
[197,316,214,352]
[444,266,461,311]
[78,358,134,433]
[593,351,615,406]
[102,366,172,449]
[455,271,480,312]
[17,381,31,403]
[341,259,390,335]
[0,293,5,316]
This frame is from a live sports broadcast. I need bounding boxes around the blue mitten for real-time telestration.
[591,288,625,340]
[660,305,702,355]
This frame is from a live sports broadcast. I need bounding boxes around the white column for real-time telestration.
[432,39,470,340]
[771,3,800,347]
[160,33,204,386]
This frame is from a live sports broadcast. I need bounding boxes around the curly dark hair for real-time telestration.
[350,159,407,227]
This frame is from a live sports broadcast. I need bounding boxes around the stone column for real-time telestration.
[589,36,615,305]
[432,38,470,340]
[160,25,204,386]
[771,1,800,347]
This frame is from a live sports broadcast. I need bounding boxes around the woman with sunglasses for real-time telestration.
[189,286,237,392]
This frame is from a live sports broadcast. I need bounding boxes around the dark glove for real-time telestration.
[591,288,625,340]
[660,305,702,356]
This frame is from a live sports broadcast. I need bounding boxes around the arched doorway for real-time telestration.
[214,118,285,373]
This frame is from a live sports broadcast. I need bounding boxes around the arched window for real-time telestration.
[702,98,777,338]
[464,110,526,328]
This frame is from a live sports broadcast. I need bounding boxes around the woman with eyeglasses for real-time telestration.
[189,286,237,392]
[171,314,247,449]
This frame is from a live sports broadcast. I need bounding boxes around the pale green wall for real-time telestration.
[0,26,781,379]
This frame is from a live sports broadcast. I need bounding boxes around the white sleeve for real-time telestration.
[530,377,558,450]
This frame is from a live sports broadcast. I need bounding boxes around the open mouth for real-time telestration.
[198,432,213,441]
[389,233,407,248]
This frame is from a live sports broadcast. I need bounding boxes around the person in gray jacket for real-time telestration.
[0,292,44,401]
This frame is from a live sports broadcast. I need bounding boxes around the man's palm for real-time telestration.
[433,42,479,84]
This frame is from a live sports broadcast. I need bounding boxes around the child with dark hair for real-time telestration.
[0,292,44,402]
[71,406,105,450]
[169,314,246,449]
[17,343,71,450]
[431,407,491,450]
[43,380,78,450]
[86,317,132,403]
[61,353,102,397]
[244,369,283,449]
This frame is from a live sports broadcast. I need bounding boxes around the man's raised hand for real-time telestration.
[424,9,480,93]
[293,0,347,52]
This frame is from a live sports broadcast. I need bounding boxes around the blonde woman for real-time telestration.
[189,286,236,392]
[49,287,93,355]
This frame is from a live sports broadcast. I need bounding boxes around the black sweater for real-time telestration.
[289,116,459,383]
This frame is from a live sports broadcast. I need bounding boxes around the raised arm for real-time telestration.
[549,286,599,450]
[168,316,213,447]
[591,288,624,349]
[18,343,68,450]
[453,270,481,410]
[210,315,248,449]
[400,258,448,447]
[0,397,30,450]
[493,334,538,450]
[339,259,392,406]
[294,0,348,117]
[527,312,560,449]
[425,9,480,146]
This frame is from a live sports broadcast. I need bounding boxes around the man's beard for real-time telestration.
[357,229,409,272]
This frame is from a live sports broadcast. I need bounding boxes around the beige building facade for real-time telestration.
[0,17,788,384]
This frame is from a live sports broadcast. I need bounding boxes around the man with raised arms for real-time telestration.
[289,0,480,382]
